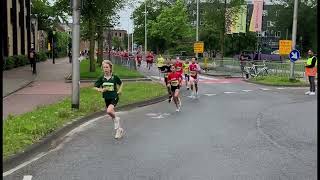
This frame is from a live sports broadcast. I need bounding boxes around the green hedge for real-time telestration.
[37,51,48,62]
[3,51,47,71]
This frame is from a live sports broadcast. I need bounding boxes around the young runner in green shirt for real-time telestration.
[94,60,124,139]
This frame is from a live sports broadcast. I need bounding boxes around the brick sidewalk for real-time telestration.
[3,57,87,120]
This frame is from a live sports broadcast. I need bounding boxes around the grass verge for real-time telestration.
[249,75,309,86]
[3,82,167,159]
[80,59,144,79]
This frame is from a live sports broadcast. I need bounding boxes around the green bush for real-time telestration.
[4,56,15,70]
[16,55,28,66]
[37,51,48,62]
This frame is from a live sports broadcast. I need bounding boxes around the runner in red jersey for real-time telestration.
[189,57,201,98]
[167,65,183,112]
[146,51,154,70]
[175,57,184,79]
[136,51,142,68]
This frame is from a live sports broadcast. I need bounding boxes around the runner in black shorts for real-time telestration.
[94,60,124,139]
[167,65,182,112]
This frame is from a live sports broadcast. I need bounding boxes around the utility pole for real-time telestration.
[132,32,134,53]
[290,0,298,80]
[196,0,199,58]
[71,0,80,109]
[144,0,147,61]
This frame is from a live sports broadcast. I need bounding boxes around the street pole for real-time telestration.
[144,0,147,61]
[71,0,80,109]
[132,32,134,53]
[196,0,199,58]
[290,0,298,80]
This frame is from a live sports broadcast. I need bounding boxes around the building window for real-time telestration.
[276,31,281,37]
[263,10,268,16]
[267,21,273,27]
[115,32,117,36]
[119,33,121,37]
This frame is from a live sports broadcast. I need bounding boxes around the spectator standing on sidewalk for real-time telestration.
[68,50,72,63]
[29,48,37,74]
[305,49,317,96]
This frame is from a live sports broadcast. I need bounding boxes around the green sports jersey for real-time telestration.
[94,74,122,99]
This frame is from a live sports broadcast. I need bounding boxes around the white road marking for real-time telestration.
[151,115,164,119]
[223,91,236,94]
[3,112,128,177]
[242,90,253,92]
[146,113,158,116]
[260,88,270,91]
[276,87,286,89]
[204,94,217,96]
[23,175,33,180]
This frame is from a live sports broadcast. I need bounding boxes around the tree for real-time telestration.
[80,0,125,71]
[203,0,245,61]
[267,1,317,54]
[132,0,172,52]
[149,0,194,54]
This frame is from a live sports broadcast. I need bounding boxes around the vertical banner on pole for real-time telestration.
[249,0,263,32]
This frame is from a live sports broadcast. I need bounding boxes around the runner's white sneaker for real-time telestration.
[114,117,120,130]
[305,91,311,95]
[309,92,316,95]
[115,128,124,139]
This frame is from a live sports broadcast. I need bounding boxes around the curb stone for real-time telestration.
[3,94,168,172]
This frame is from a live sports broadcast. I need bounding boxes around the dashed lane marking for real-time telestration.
[23,175,32,180]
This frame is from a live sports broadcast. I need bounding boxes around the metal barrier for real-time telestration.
[108,55,137,70]
[198,58,306,78]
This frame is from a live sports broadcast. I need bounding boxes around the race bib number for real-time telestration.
[103,82,114,91]
[171,80,179,86]
[190,71,197,76]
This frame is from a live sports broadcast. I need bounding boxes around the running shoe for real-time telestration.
[309,92,316,95]
[115,128,124,139]
[305,91,311,95]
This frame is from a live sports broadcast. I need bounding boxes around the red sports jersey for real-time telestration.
[136,54,142,61]
[189,63,199,78]
[175,61,183,74]
[146,54,154,62]
[167,72,182,86]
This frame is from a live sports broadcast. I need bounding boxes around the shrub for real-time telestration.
[37,51,48,62]
[4,56,15,70]
[16,55,28,66]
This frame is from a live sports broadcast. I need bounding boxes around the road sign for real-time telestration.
[279,40,292,55]
[194,41,204,53]
[289,49,300,62]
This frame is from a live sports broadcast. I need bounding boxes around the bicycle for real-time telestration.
[243,60,269,79]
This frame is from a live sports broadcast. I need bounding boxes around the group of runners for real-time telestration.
[157,56,202,112]
[93,54,202,140]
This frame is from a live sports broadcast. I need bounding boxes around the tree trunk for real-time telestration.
[89,18,96,72]
[220,30,224,67]
[97,26,104,66]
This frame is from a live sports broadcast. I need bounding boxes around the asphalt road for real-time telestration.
[3,76,317,180]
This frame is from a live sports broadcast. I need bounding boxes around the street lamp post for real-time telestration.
[71,0,81,109]
[144,0,147,61]
[52,30,55,64]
